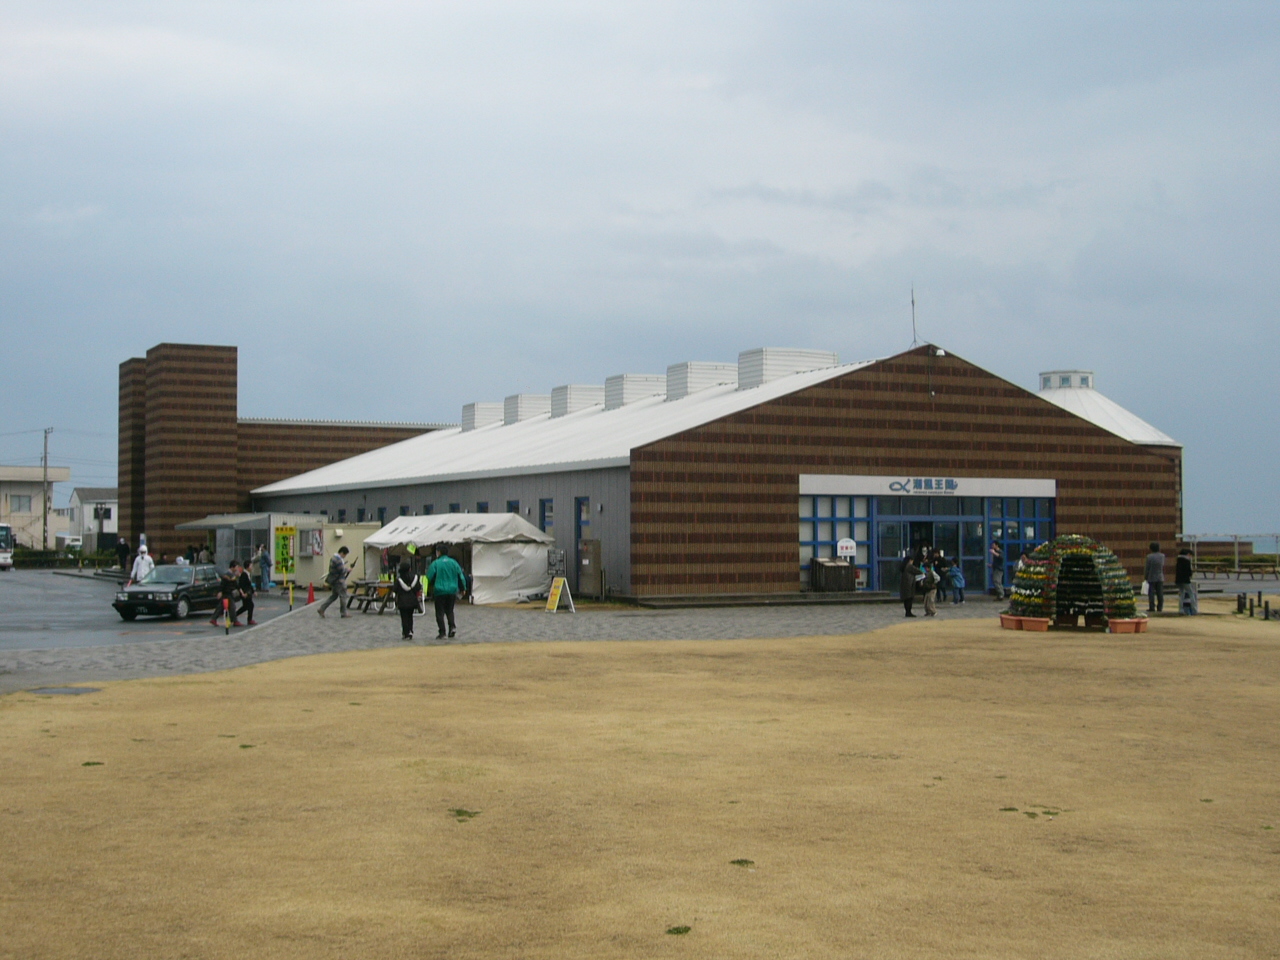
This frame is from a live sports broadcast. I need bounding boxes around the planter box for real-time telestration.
[1108,618,1149,634]
[1000,614,1051,631]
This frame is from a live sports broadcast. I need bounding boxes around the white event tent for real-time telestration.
[365,513,555,604]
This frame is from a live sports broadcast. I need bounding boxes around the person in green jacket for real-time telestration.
[426,544,468,639]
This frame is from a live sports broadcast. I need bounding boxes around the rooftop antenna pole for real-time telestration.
[910,286,919,347]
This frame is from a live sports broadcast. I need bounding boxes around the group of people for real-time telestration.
[317,543,469,641]
[210,560,258,627]
[898,547,967,617]
[1145,542,1198,615]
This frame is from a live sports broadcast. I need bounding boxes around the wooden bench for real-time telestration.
[1239,563,1279,580]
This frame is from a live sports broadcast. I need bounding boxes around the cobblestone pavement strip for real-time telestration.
[0,595,1000,694]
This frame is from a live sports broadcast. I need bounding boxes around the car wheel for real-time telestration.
[118,609,137,622]
[173,597,191,620]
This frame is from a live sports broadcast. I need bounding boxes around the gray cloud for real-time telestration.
[0,1,1276,532]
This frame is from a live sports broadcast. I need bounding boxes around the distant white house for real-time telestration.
[0,465,72,548]
[69,486,119,553]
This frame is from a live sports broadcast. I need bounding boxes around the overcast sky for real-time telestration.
[2,1,1276,535]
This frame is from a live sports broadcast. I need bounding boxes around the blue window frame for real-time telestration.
[449,503,461,514]
[539,498,554,535]
[799,495,870,588]
[506,500,520,514]
[476,501,489,513]
[423,504,433,515]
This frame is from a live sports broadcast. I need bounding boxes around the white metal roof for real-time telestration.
[254,360,878,496]
[1037,386,1180,447]
[254,351,1181,499]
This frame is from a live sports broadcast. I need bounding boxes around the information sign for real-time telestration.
[836,538,857,559]
[545,576,576,613]
[275,525,296,578]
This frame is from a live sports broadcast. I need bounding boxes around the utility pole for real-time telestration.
[42,427,52,550]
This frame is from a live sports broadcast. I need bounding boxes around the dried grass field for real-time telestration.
[2,600,1278,959]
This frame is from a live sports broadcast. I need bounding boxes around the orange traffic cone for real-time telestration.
[307,582,316,604]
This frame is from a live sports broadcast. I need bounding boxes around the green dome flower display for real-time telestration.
[1009,534,1139,623]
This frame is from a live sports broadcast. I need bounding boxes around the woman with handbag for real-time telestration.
[393,559,423,641]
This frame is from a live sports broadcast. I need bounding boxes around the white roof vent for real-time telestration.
[1039,370,1094,391]
[604,374,666,410]
[666,361,738,401]
[737,348,839,390]
[503,393,551,425]
[551,384,606,418]
[461,402,503,432]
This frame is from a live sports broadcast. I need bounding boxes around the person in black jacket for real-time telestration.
[233,560,257,626]
[211,565,242,626]
[392,559,423,640]
[1175,547,1196,615]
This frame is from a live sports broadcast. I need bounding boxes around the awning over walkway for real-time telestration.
[175,513,273,531]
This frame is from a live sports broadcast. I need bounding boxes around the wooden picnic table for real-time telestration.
[348,579,395,614]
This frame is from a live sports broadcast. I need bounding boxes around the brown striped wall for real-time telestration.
[629,346,1181,596]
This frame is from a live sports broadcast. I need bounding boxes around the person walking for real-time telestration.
[211,565,242,626]
[392,559,423,640]
[318,546,352,618]
[255,544,273,593]
[233,559,257,626]
[899,550,920,617]
[426,544,467,638]
[197,543,212,564]
[128,544,154,585]
[949,557,966,604]
[1145,541,1166,613]
[989,541,1007,599]
[1175,547,1196,615]
[116,537,131,572]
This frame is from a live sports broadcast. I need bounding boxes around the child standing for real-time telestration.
[949,557,966,604]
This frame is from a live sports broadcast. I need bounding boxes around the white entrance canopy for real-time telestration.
[364,513,553,548]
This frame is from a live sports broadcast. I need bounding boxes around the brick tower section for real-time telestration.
[142,344,240,559]
[236,421,430,512]
[630,346,1181,596]
[118,343,442,558]
[116,358,148,550]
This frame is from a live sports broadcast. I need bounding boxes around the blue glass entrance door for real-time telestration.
[867,496,990,593]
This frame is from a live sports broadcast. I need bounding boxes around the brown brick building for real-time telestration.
[252,345,1183,597]
[118,344,447,558]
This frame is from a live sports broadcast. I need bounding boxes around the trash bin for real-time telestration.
[810,558,857,593]
[1180,582,1198,616]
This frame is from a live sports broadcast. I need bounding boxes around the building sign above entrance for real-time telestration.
[800,474,1057,498]
[888,477,959,494]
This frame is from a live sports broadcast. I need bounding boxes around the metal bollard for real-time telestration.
[1266,601,1271,621]
[1238,593,1247,614]
[1249,597,1255,617]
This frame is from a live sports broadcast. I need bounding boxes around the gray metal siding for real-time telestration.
[255,466,633,595]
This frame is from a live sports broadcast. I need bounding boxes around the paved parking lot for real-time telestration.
[0,570,1001,694]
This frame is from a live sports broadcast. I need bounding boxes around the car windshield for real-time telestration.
[138,565,194,585]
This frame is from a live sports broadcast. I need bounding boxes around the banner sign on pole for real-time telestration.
[275,525,296,578]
